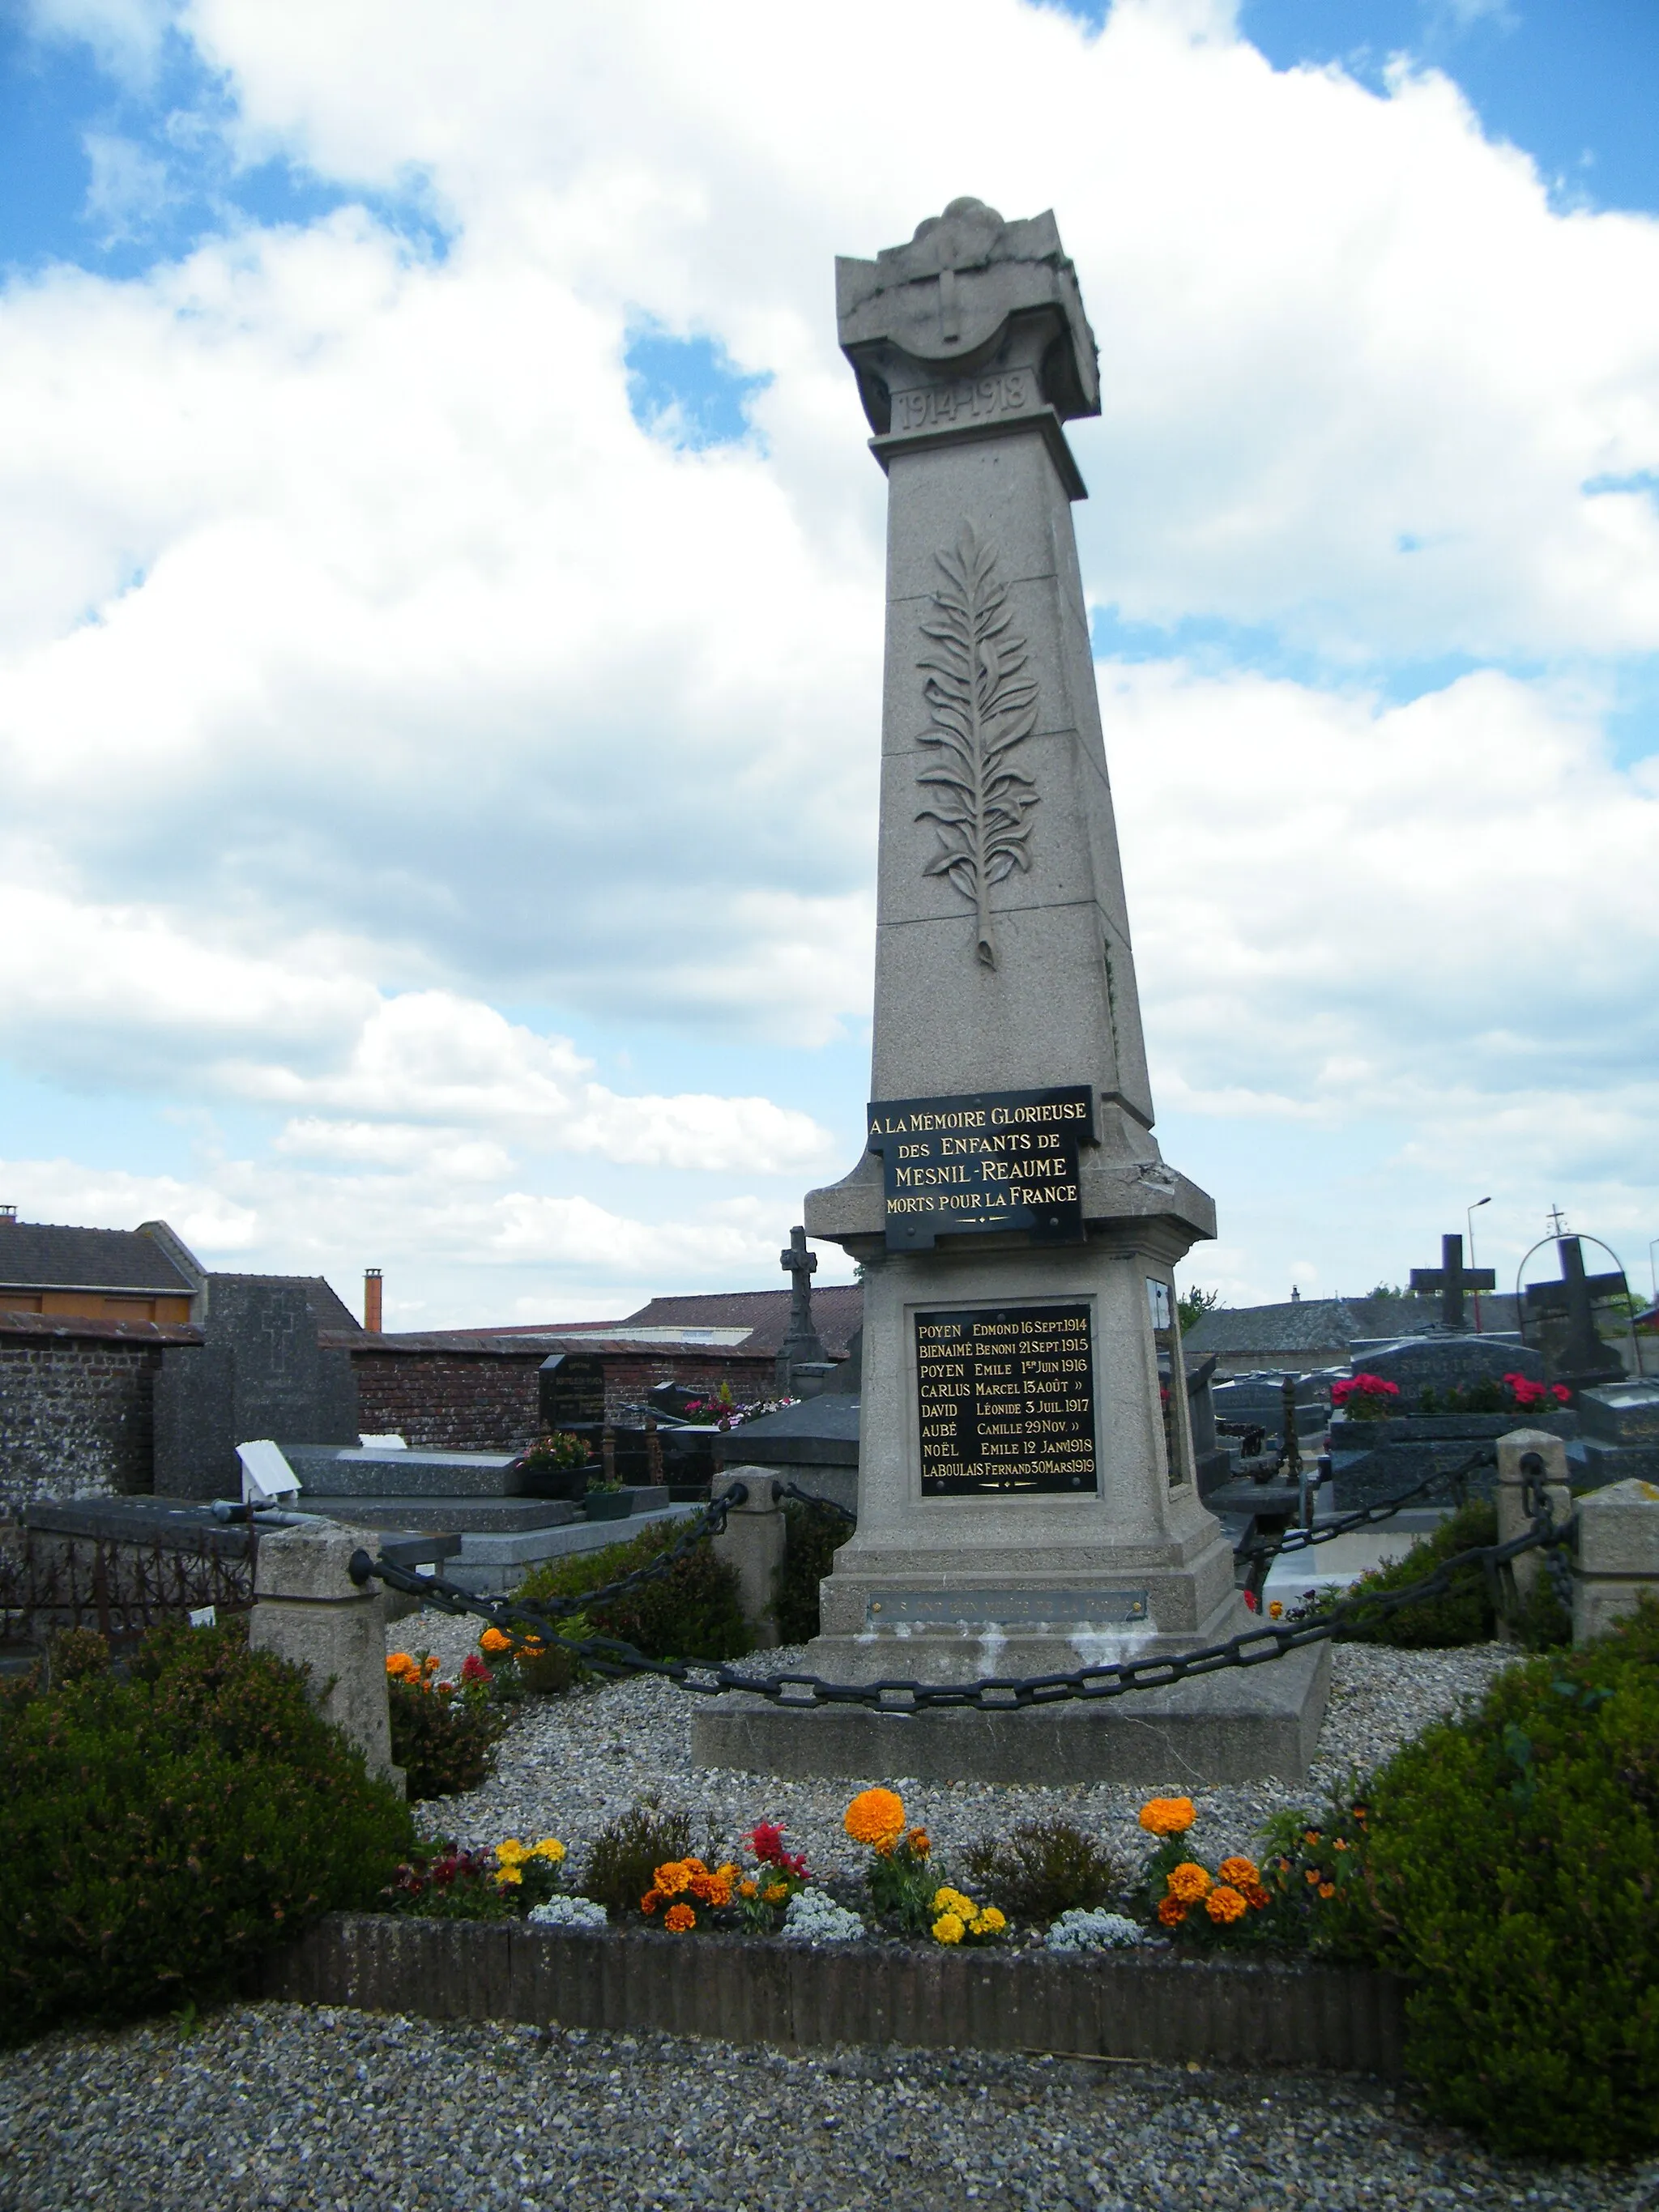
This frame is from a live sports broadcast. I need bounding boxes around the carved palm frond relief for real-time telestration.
[915,522,1040,969]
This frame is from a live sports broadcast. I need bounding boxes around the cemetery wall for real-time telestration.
[0,1313,196,1514]
[341,1340,777,1449]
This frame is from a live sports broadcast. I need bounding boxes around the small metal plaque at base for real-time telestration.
[865,1588,1149,1628]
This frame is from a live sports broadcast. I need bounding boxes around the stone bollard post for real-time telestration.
[249,1519,404,1792]
[711,1470,785,1650]
[1495,1428,1573,1635]
[1573,1477,1659,1646]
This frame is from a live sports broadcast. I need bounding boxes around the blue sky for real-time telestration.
[1,0,1656,1324]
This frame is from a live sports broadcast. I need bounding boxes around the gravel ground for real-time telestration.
[392,1611,1515,1884]
[4,2004,1655,2212]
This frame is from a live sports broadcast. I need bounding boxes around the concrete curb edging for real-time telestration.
[262,1914,1405,2074]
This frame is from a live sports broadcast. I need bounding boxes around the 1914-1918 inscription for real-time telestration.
[868,1085,1093,1251]
[915,1301,1097,1496]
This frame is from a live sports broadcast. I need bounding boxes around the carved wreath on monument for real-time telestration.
[915,522,1040,970]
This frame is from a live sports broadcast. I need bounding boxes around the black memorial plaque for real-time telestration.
[868,1086,1094,1251]
[915,1301,1098,1496]
[539,1353,606,1430]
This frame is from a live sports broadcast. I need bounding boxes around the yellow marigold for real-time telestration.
[844,1788,906,1853]
[1268,1600,1284,1620]
[932,1912,965,1946]
[931,1886,975,1917]
[530,1838,566,1864]
[1166,1862,1213,1904]
[493,1865,523,1888]
[479,1627,512,1655]
[1218,1856,1260,1889]
[494,1839,530,1867]
[1205,1885,1247,1925]
[1156,1896,1188,1928]
[739,1878,758,1899]
[763,1882,789,1905]
[1138,1796,1196,1838]
[386,1653,415,1677]
[663,1903,696,1933]
[971,1907,1007,1936]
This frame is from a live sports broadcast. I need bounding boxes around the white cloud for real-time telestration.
[2,0,1658,1313]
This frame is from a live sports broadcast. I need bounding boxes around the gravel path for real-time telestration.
[394,1612,1514,1885]
[4,2004,1653,2211]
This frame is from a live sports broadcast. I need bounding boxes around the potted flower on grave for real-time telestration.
[582,1469,633,1521]
[511,1429,595,1502]
[1329,1373,1401,1424]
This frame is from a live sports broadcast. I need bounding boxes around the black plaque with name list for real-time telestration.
[868,1085,1094,1251]
[914,1301,1098,1496]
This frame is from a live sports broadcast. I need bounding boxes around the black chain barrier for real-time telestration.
[349,1474,1572,1714]
[1235,1446,1499,1605]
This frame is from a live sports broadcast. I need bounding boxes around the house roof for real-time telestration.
[619,1285,864,1359]
[208,1274,363,1333]
[1183,1293,1521,1361]
[0,1220,198,1295]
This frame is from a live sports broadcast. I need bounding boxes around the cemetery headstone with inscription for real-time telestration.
[693,199,1328,1784]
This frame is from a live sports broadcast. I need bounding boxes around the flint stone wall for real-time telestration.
[0,1315,194,1516]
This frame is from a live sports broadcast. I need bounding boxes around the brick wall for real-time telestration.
[0,1315,196,1516]
[344,1343,778,1450]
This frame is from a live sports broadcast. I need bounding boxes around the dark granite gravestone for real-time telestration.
[1522,1236,1628,1391]
[153,1281,358,1501]
[714,1396,860,1519]
[539,1353,607,1429]
[1576,1380,1659,1484]
[1407,1232,1495,1332]
[1327,1331,1558,1510]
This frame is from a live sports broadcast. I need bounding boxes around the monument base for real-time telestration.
[690,1641,1330,1788]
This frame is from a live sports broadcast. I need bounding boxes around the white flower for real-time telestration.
[781,1887,865,1945]
[527,1895,608,1930]
[1045,1908,1145,1953]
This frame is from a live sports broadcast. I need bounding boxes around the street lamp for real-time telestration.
[1468,1196,1492,1334]
[1649,1235,1658,1304]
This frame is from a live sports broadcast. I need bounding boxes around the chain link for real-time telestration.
[349,1477,1572,1714]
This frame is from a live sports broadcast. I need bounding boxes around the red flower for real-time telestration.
[460,1653,490,1684]
[1243,1588,1259,1613]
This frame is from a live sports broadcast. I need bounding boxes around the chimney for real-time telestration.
[0,1205,15,1223]
[365,1268,383,1332]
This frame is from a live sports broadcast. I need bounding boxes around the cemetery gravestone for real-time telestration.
[154,1281,358,1501]
[1407,1232,1495,1333]
[694,200,1328,1784]
[775,1225,831,1393]
[1523,1235,1629,1390]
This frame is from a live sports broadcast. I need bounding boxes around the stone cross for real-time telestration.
[1408,1233,1495,1332]
[776,1225,829,1390]
[1525,1235,1627,1387]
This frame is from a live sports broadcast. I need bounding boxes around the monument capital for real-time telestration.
[835,197,1100,445]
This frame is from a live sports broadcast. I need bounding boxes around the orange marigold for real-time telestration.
[844,1788,906,1853]
[907,1829,931,1856]
[739,1878,758,1900]
[385,1653,416,1677]
[1242,1882,1272,1911]
[1205,1885,1247,1925]
[1165,1861,1213,1904]
[663,1903,696,1933]
[763,1882,789,1905]
[640,1889,662,1914]
[1218,1856,1260,1889]
[479,1627,513,1655]
[652,1858,703,1897]
[1156,1896,1188,1928]
[1138,1796,1196,1838]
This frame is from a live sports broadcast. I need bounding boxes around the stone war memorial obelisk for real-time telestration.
[693,199,1328,1784]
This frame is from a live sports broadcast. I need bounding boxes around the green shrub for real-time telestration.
[386,1654,509,1801]
[516,1518,753,1663]
[582,1803,695,1920]
[962,1819,1117,1925]
[774,1501,850,1645]
[0,1617,413,2043]
[1355,1601,1659,2159]
[1326,1498,1571,1650]
[45,1626,113,1686]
